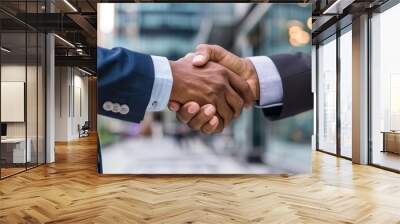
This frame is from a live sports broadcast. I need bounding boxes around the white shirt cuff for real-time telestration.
[147,55,173,111]
[247,56,283,108]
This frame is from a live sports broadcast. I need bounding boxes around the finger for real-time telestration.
[184,52,195,60]
[187,104,216,130]
[195,45,247,76]
[176,101,200,124]
[176,52,195,62]
[225,70,253,106]
[225,85,244,118]
[192,53,207,66]
[194,45,255,105]
[201,116,219,134]
[192,44,212,66]
[214,114,224,133]
[216,95,233,128]
[168,101,181,112]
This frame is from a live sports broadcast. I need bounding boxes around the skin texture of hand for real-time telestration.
[169,101,220,134]
[169,56,253,132]
[171,44,260,134]
[193,44,260,100]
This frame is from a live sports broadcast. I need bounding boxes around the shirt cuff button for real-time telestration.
[103,101,113,111]
[120,104,130,115]
[112,103,121,113]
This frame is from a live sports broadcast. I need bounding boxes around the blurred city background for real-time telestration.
[97,3,313,174]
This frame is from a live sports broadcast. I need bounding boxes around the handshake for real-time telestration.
[167,44,260,134]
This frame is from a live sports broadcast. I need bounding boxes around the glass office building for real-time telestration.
[313,0,400,172]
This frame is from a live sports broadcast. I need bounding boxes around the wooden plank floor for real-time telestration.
[1,135,400,224]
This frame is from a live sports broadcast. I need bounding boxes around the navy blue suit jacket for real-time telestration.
[97,47,155,123]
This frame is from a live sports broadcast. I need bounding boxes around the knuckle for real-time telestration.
[211,44,221,51]
[200,108,211,119]
[196,43,207,50]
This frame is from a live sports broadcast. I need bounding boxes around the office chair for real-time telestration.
[79,121,90,138]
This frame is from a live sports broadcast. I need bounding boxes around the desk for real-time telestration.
[1,138,31,163]
[382,131,400,154]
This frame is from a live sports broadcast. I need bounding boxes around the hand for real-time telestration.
[169,101,220,134]
[193,44,260,100]
[169,56,253,129]
[171,45,260,134]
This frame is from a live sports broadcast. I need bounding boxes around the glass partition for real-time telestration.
[339,28,352,158]
[0,1,46,179]
[317,36,337,154]
[1,30,28,177]
[370,3,400,171]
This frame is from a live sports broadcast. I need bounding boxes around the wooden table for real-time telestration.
[382,131,400,154]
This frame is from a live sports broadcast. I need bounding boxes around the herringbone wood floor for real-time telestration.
[1,135,400,224]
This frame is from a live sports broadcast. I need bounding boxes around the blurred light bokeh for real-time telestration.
[98,3,313,174]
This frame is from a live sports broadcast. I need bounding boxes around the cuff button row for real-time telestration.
[103,101,129,115]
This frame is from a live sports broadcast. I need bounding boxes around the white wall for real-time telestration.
[1,65,38,138]
[55,67,69,141]
[54,67,89,141]
[71,73,89,138]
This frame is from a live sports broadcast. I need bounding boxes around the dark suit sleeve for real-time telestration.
[97,47,155,123]
[262,52,312,120]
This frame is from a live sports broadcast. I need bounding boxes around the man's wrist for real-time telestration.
[244,59,260,101]
[247,56,283,107]
[146,55,173,111]
[169,60,178,102]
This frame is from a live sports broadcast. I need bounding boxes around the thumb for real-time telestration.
[192,44,214,66]
[192,44,228,66]
[168,101,181,112]
[193,44,246,76]
[192,54,207,66]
